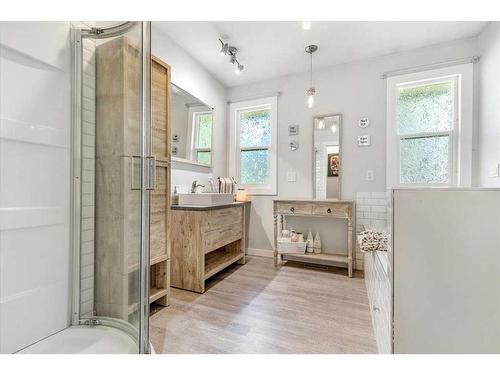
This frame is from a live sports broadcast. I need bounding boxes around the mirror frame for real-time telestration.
[170,82,215,168]
[312,113,342,200]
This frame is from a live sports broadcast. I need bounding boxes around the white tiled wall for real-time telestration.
[355,192,388,271]
[75,22,96,318]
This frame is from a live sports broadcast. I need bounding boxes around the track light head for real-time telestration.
[235,63,244,74]
[220,42,229,56]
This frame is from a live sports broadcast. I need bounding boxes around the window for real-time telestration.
[386,64,473,188]
[192,111,212,165]
[229,96,278,195]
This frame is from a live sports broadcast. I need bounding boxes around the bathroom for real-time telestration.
[1,3,500,372]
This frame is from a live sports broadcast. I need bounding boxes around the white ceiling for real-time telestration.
[153,21,487,87]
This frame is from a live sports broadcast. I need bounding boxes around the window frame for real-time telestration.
[386,64,473,188]
[229,96,278,195]
[191,110,213,165]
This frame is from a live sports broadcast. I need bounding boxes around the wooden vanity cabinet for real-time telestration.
[170,203,247,293]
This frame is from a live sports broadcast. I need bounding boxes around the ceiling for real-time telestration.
[153,21,487,87]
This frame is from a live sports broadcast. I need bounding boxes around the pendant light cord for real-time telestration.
[309,51,313,87]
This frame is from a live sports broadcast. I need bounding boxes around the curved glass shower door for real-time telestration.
[72,22,151,353]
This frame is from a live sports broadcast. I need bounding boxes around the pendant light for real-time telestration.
[305,44,318,108]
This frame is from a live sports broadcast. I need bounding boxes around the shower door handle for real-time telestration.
[146,156,156,191]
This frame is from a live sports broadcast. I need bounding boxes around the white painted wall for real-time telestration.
[0,22,71,353]
[228,37,479,255]
[152,24,228,191]
[477,22,500,187]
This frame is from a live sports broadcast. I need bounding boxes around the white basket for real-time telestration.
[277,239,307,254]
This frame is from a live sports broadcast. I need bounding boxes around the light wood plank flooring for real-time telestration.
[150,256,377,354]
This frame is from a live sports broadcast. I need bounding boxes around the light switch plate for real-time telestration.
[365,170,374,181]
[287,171,297,182]
[488,164,500,178]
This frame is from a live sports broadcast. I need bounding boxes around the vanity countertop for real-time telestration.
[171,201,250,211]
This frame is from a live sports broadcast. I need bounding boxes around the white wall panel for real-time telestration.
[393,188,500,353]
[0,21,71,353]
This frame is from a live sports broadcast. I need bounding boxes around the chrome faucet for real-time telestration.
[191,180,205,193]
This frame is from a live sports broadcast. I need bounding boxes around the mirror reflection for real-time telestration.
[171,83,213,166]
[313,114,341,199]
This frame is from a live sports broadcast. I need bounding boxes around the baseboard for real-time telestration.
[246,247,273,258]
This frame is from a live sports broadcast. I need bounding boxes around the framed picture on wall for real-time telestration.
[327,153,339,177]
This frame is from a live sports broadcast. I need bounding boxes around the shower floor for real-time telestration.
[18,326,137,354]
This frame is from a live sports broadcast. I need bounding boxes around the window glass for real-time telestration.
[196,113,212,148]
[397,81,453,135]
[239,108,271,148]
[400,135,449,184]
[196,151,211,165]
[240,149,269,185]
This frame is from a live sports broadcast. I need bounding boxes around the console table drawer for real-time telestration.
[275,202,312,215]
[203,223,242,253]
[312,203,350,218]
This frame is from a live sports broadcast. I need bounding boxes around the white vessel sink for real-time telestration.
[177,193,234,206]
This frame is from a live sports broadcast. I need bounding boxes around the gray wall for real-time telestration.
[228,37,479,254]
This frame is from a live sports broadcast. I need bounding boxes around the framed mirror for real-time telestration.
[171,83,214,167]
[313,114,342,199]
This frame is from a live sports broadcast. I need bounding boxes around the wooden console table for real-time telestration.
[273,199,355,277]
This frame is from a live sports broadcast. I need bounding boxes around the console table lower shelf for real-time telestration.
[273,199,355,277]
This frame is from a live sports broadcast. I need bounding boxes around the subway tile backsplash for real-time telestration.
[356,192,388,232]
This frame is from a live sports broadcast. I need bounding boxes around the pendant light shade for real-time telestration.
[305,45,318,108]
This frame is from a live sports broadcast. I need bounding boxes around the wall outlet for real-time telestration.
[287,171,297,182]
[365,170,374,181]
[488,164,500,178]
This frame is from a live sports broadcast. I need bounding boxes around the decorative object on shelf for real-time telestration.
[172,186,179,205]
[358,230,388,252]
[236,188,249,202]
[172,134,179,142]
[297,233,304,243]
[288,124,299,136]
[313,232,322,254]
[290,141,299,151]
[357,134,371,146]
[358,118,370,128]
[306,230,314,253]
[281,228,290,239]
[219,38,244,74]
[305,44,318,108]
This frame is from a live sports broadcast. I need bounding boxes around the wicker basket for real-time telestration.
[277,239,307,254]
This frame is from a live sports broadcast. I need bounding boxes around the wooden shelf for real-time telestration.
[149,287,169,304]
[282,252,349,267]
[151,254,168,266]
[204,251,244,281]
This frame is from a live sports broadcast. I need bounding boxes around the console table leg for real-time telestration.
[347,218,353,278]
[273,214,278,267]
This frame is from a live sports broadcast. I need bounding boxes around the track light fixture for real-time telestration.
[219,38,244,75]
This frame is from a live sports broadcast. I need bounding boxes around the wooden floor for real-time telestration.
[150,256,377,354]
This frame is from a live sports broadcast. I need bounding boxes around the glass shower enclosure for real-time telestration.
[71,21,152,353]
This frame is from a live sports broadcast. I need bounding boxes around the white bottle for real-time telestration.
[306,230,314,253]
[313,232,322,254]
